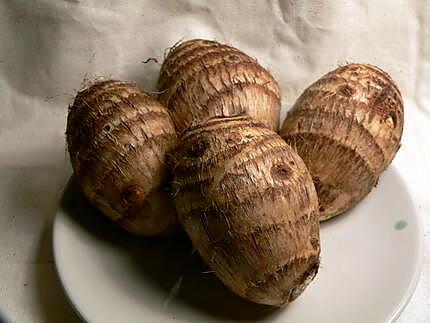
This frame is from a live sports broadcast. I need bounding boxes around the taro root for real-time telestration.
[66,80,178,236]
[280,64,404,221]
[172,116,320,306]
[158,39,281,133]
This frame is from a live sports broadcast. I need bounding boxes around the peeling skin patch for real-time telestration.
[394,220,408,231]
[271,164,292,180]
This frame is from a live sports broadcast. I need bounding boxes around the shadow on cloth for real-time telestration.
[0,162,80,322]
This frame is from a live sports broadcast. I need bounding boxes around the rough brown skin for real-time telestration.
[158,39,281,133]
[172,116,320,306]
[280,64,404,221]
[66,80,178,236]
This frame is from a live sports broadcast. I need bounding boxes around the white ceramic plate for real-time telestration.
[54,167,423,323]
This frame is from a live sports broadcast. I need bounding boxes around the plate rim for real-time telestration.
[53,178,91,323]
[385,192,424,322]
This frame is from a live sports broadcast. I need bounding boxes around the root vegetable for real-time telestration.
[158,39,281,133]
[172,116,320,306]
[66,80,178,236]
[280,64,404,221]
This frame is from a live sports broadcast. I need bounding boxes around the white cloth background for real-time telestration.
[0,0,429,322]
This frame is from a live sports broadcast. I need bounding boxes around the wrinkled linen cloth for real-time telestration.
[0,1,429,322]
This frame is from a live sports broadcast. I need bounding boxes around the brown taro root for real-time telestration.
[157,39,281,133]
[66,80,178,236]
[280,64,404,221]
[172,116,320,306]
